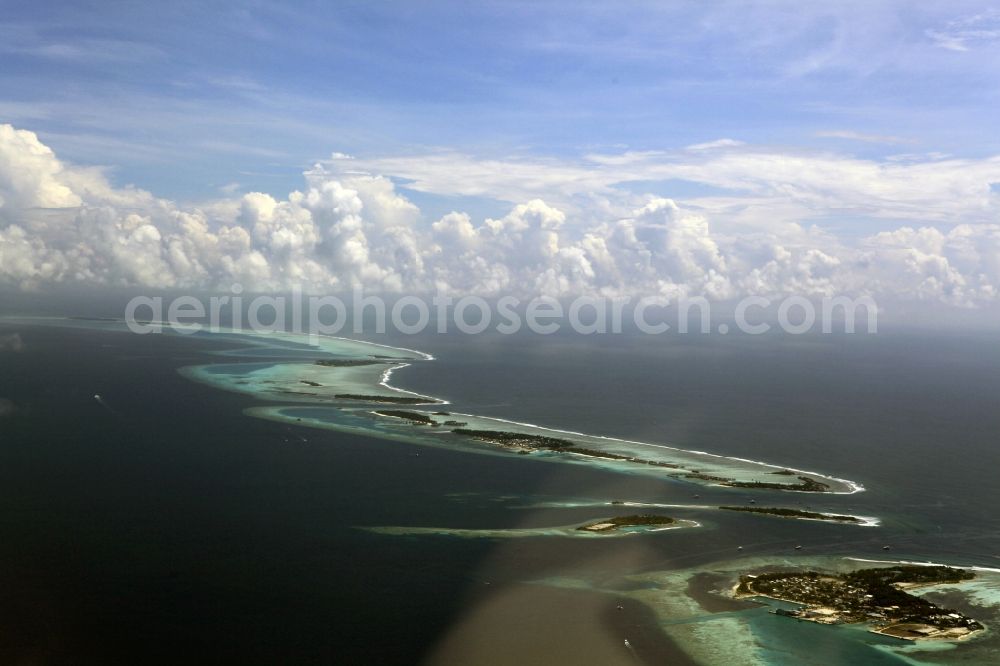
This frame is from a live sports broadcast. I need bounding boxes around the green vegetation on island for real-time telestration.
[451,429,680,467]
[335,393,438,404]
[577,514,676,532]
[315,359,389,367]
[719,506,861,523]
[451,429,576,449]
[451,430,849,489]
[736,565,983,640]
[374,410,435,424]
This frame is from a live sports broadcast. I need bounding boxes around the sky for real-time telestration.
[2,1,1000,307]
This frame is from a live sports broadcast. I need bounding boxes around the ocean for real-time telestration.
[2,314,1000,664]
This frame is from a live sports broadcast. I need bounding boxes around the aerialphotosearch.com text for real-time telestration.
[123,286,878,338]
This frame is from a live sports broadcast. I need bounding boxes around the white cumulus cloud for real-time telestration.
[2,124,1000,308]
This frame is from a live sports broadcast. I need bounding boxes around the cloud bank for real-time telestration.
[1,124,1000,307]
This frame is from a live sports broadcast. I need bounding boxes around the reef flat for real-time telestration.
[361,515,698,539]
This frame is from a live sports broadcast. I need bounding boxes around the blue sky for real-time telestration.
[2,1,1000,306]
[3,0,1000,204]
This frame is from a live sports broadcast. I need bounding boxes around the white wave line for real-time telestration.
[846,557,1000,574]
[322,334,435,361]
[378,363,450,404]
[446,411,862,493]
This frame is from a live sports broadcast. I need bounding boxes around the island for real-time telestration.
[577,514,676,532]
[452,429,681,467]
[687,472,829,492]
[447,429,857,494]
[363,513,697,539]
[719,506,862,523]
[735,565,984,640]
[335,393,440,404]
[315,359,390,367]
[374,410,436,424]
